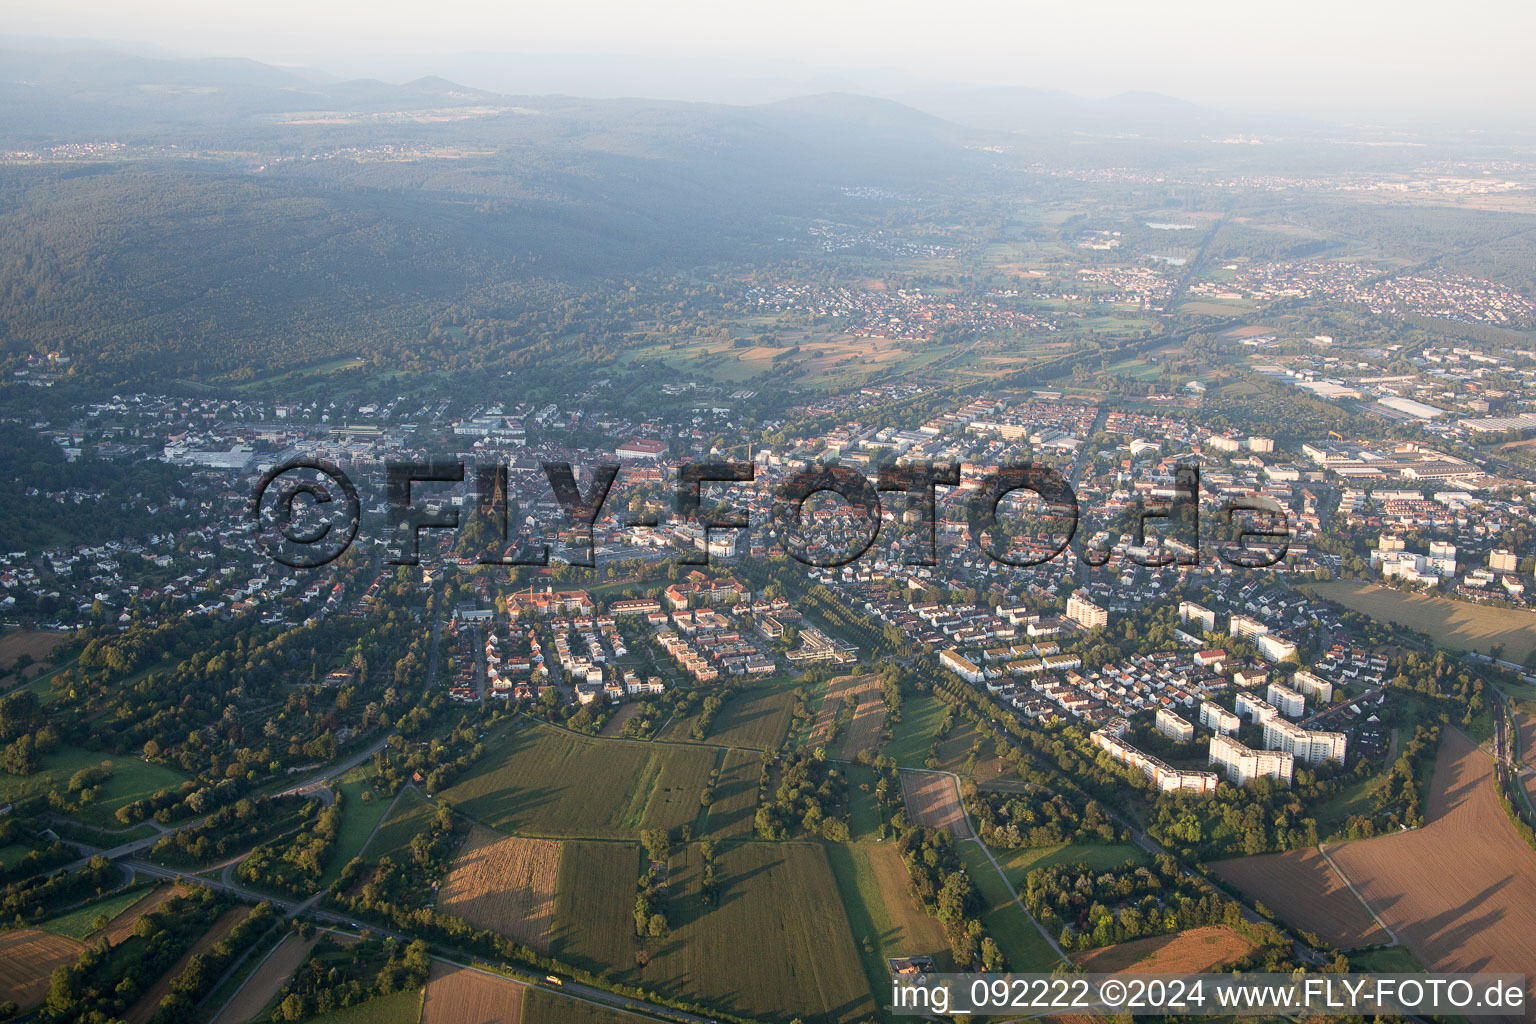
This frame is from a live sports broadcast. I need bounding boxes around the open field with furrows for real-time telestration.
[1073,925,1260,973]
[522,987,652,1024]
[842,676,888,761]
[0,928,84,1009]
[703,748,762,839]
[0,747,189,828]
[901,771,972,838]
[1327,730,1536,1021]
[554,841,876,1024]
[549,841,643,975]
[1304,580,1536,662]
[663,683,797,750]
[419,961,524,1024]
[439,825,560,950]
[211,932,322,1024]
[1209,847,1389,948]
[125,906,254,1024]
[438,723,716,838]
[809,674,879,752]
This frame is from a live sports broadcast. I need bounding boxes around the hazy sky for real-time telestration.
[8,0,1533,120]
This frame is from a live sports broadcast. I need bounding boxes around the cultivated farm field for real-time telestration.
[419,961,524,1024]
[439,825,560,950]
[901,770,973,838]
[1304,580,1536,662]
[439,723,715,838]
[703,748,762,839]
[99,883,193,945]
[1209,847,1389,948]
[522,987,650,1024]
[0,928,83,1009]
[1074,925,1259,973]
[554,840,877,1023]
[1328,730,1536,1021]
[809,673,882,756]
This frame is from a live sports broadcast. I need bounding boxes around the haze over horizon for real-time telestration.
[5,0,1534,127]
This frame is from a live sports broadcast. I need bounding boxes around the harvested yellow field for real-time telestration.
[439,825,561,951]
[419,960,524,1024]
[1304,580,1536,663]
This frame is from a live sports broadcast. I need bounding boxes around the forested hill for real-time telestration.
[0,52,1018,385]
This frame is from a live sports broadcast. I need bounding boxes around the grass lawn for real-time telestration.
[320,768,394,887]
[40,883,155,940]
[0,747,188,829]
[882,694,950,768]
[844,763,884,842]
[661,682,798,751]
[956,841,1064,972]
[361,787,434,861]
[437,721,717,839]
[991,842,1149,887]
[1349,946,1427,973]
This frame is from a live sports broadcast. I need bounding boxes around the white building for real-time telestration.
[1199,700,1241,736]
[1066,593,1108,629]
[1178,601,1217,632]
[1266,682,1306,718]
[1210,734,1294,786]
[1257,634,1299,663]
[1229,614,1270,640]
[1235,691,1279,725]
[1263,718,1347,765]
[1291,670,1333,704]
[1156,708,1195,742]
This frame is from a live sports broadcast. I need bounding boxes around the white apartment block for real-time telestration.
[1093,727,1219,795]
[1291,670,1333,704]
[1199,700,1241,736]
[1178,601,1217,632]
[1066,593,1108,629]
[1156,708,1195,742]
[1491,549,1519,573]
[939,649,983,684]
[1266,682,1306,718]
[1210,733,1294,786]
[1257,634,1299,663]
[1263,717,1347,765]
[1229,614,1270,640]
[1235,691,1279,724]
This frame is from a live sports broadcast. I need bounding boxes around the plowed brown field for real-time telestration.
[439,825,560,950]
[900,770,972,838]
[212,931,321,1024]
[1209,848,1388,948]
[1074,925,1259,973]
[0,928,83,1008]
[419,961,524,1024]
[811,674,885,757]
[101,883,192,946]
[1328,730,1536,1022]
